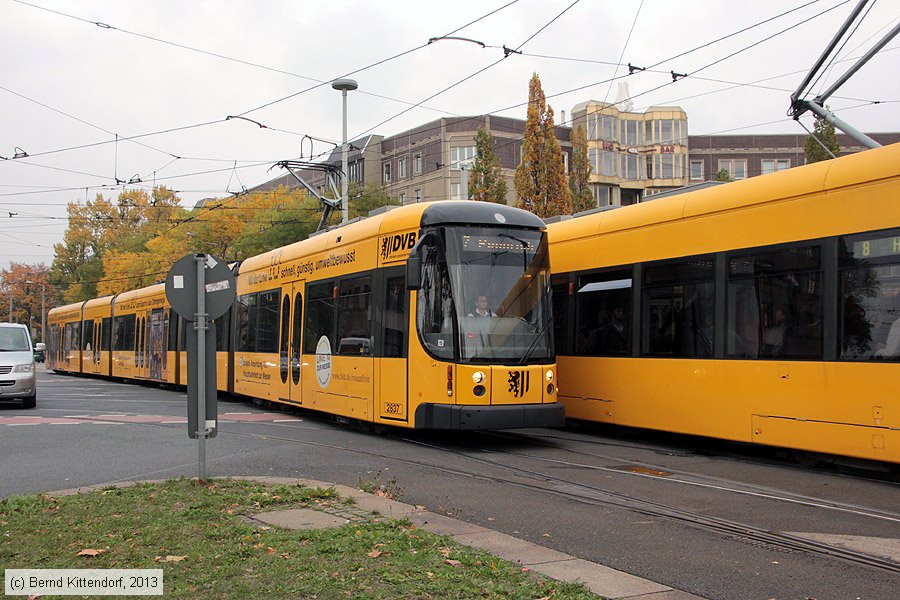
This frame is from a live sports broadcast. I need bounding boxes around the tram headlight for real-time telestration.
[472,371,485,384]
[545,369,554,382]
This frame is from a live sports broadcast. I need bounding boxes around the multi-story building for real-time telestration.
[571,101,689,206]
[380,115,571,205]
[687,132,900,182]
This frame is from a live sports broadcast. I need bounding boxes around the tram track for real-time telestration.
[102,412,899,576]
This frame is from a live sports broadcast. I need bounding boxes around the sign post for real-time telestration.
[165,254,235,481]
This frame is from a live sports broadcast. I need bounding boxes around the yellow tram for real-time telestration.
[547,142,900,464]
[47,301,84,373]
[49,201,562,430]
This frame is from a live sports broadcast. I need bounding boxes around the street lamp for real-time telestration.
[25,280,46,344]
[331,78,358,225]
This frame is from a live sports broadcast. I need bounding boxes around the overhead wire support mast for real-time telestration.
[275,161,342,233]
[789,0,898,149]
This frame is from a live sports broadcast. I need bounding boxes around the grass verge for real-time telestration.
[1,479,598,599]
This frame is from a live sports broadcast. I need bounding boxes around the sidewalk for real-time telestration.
[54,476,704,600]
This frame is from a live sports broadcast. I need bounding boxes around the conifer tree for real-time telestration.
[569,124,594,213]
[804,114,841,163]
[469,127,508,204]
[514,73,572,218]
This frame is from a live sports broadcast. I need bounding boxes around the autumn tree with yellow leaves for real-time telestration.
[514,73,571,218]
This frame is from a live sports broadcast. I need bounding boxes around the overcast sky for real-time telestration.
[1,0,898,272]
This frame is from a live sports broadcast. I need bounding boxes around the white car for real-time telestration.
[0,323,37,408]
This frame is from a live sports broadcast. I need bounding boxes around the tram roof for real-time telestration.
[547,141,900,245]
[47,300,85,319]
[240,200,546,272]
[113,282,165,303]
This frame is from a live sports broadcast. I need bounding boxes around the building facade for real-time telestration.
[380,115,571,205]
[687,132,900,182]
[571,101,689,206]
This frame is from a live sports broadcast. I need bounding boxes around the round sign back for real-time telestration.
[165,254,236,322]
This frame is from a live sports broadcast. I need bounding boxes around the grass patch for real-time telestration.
[1,479,598,599]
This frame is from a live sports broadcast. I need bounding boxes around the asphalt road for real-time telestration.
[2,368,898,600]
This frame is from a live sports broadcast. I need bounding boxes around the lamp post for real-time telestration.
[331,78,358,225]
[25,280,46,344]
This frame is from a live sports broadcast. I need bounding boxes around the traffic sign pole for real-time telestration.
[195,254,208,481]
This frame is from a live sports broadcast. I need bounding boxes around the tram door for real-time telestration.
[278,283,303,404]
[379,273,408,422]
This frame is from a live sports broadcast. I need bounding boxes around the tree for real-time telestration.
[569,125,594,213]
[714,169,734,182]
[469,127,508,204]
[514,73,572,218]
[804,114,840,163]
[0,263,51,339]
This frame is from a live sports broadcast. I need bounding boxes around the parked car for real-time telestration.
[0,323,36,408]
[33,342,46,363]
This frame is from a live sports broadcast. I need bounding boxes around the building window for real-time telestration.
[593,184,610,207]
[398,157,407,179]
[600,115,617,142]
[450,183,461,200]
[622,153,640,180]
[690,160,704,181]
[415,189,421,202]
[761,159,790,175]
[414,154,422,174]
[621,119,640,146]
[645,121,653,144]
[654,154,675,179]
[383,162,391,183]
[588,148,598,173]
[349,161,362,183]
[563,151,569,173]
[399,193,407,204]
[587,113,597,140]
[600,151,617,177]
[718,159,747,180]
[450,146,476,170]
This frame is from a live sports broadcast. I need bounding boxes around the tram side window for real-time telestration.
[575,270,632,356]
[551,282,569,355]
[101,317,112,351]
[63,322,81,355]
[839,229,900,360]
[237,293,257,352]
[256,290,279,353]
[336,275,372,356]
[304,281,336,354]
[383,275,407,358]
[113,314,135,351]
[215,312,231,351]
[82,319,95,351]
[416,241,455,359]
[642,257,714,358]
[726,245,822,359]
[168,314,180,351]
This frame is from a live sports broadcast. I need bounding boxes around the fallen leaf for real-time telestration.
[445,559,462,567]
[163,555,187,563]
[267,547,275,554]
[367,550,382,558]
[521,567,530,572]
[76,549,106,557]
[440,547,451,558]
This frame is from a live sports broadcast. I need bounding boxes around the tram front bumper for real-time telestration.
[414,402,565,430]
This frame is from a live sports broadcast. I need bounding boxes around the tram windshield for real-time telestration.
[416,226,553,363]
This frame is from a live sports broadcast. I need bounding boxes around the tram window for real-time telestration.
[551,282,569,355]
[256,290,280,353]
[727,245,822,359]
[304,281,335,354]
[292,292,302,385]
[280,294,290,383]
[237,293,257,352]
[82,319,95,351]
[642,258,714,358]
[168,313,179,351]
[101,317,112,351]
[214,312,230,351]
[574,270,632,356]
[417,243,454,359]
[383,275,407,358]
[337,275,372,356]
[113,314,135,351]
[63,322,80,355]
[839,229,900,360]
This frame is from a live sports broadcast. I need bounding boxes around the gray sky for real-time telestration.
[1,0,898,271]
